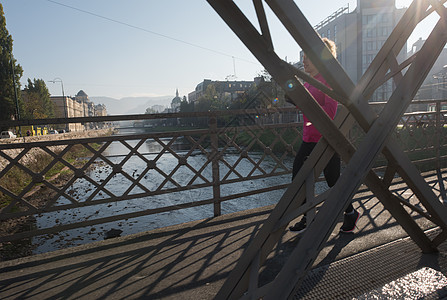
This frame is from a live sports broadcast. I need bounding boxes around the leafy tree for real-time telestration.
[257,69,272,82]
[195,84,229,112]
[145,107,157,114]
[143,106,160,127]
[23,78,54,119]
[179,96,193,113]
[179,96,195,126]
[0,3,23,128]
[228,80,284,110]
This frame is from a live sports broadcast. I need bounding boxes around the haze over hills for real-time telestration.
[90,96,173,115]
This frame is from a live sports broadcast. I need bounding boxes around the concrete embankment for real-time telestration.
[0,129,113,170]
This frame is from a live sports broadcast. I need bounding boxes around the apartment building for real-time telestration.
[51,90,108,131]
[188,79,255,103]
[310,0,406,101]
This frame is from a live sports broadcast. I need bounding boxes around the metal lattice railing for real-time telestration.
[0,103,446,244]
[0,108,300,242]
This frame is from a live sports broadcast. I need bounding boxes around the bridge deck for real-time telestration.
[0,186,446,299]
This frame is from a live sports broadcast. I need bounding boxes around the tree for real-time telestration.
[179,96,193,113]
[22,78,54,119]
[195,84,230,112]
[0,3,23,128]
[179,96,195,126]
[145,107,157,114]
[257,69,272,82]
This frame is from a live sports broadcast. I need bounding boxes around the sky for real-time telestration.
[2,0,433,101]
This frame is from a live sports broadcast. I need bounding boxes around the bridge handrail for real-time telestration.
[0,99,446,245]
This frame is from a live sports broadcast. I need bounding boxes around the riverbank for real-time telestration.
[0,129,114,261]
[0,128,114,169]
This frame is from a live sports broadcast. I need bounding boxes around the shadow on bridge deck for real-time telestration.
[0,188,446,299]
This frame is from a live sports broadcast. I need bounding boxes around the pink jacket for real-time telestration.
[302,73,337,143]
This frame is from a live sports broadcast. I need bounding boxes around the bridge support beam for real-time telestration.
[207,0,447,299]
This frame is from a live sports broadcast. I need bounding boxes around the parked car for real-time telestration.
[49,130,59,134]
[0,131,17,139]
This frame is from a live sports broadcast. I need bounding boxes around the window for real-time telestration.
[334,25,337,43]
[366,28,376,38]
[327,29,331,40]
[363,54,374,65]
[337,44,343,64]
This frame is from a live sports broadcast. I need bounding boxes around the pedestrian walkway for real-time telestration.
[295,228,447,299]
[0,191,446,299]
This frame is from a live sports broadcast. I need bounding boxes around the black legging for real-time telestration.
[292,141,354,213]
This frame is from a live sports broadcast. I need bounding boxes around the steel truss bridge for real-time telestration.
[1,0,447,298]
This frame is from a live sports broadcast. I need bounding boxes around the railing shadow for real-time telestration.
[0,206,272,299]
[0,172,445,299]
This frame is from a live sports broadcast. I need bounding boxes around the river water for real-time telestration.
[31,131,326,254]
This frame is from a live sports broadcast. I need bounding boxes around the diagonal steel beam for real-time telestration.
[268,0,447,229]
[208,0,447,298]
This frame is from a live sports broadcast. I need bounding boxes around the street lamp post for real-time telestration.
[48,77,67,131]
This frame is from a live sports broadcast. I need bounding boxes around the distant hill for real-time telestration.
[90,96,173,115]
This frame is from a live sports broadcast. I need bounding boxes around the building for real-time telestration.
[51,96,68,119]
[410,38,447,101]
[75,90,90,118]
[50,95,85,132]
[151,105,165,113]
[188,80,212,103]
[171,89,182,112]
[50,90,108,131]
[188,79,255,103]
[309,0,406,101]
[95,104,107,117]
